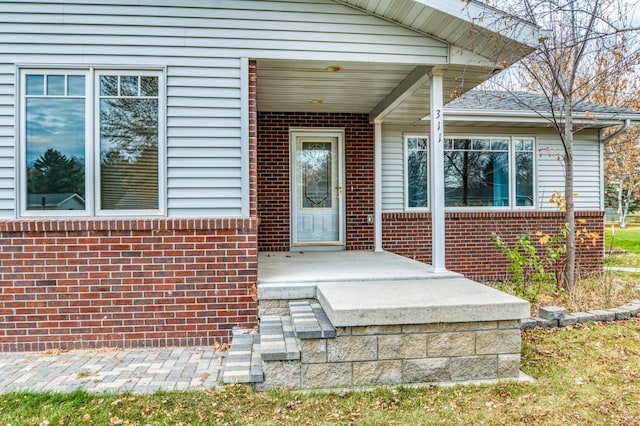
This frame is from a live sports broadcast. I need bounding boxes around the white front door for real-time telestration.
[291,130,345,249]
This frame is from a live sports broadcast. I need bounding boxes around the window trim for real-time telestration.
[94,69,165,216]
[19,69,92,217]
[511,136,537,210]
[19,67,165,217]
[403,134,537,211]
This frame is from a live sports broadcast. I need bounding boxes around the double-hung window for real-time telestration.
[21,69,162,215]
[404,135,535,209]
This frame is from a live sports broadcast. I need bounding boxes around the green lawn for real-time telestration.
[605,223,640,267]
[2,319,640,425]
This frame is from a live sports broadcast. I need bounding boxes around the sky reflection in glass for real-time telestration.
[26,98,85,165]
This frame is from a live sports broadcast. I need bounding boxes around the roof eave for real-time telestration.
[412,0,542,48]
[334,0,542,66]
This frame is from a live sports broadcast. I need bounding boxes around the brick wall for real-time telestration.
[382,211,604,281]
[0,218,258,352]
[257,112,374,251]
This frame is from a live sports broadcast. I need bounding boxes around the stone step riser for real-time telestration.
[260,315,300,361]
[222,333,264,384]
[289,300,336,339]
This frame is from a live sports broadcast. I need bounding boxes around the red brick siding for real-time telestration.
[0,218,258,352]
[257,112,374,251]
[383,211,604,281]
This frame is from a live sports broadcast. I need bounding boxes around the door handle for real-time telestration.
[336,184,343,198]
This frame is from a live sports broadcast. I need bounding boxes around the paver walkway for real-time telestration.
[0,346,227,394]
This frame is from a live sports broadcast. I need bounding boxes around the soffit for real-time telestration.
[256,1,541,125]
[256,59,497,125]
[335,0,540,64]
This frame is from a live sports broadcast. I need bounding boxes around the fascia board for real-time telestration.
[428,109,640,127]
[411,0,542,48]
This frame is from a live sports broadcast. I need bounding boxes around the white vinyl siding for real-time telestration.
[536,129,602,211]
[381,125,603,212]
[165,64,244,216]
[0,64,15,218]
[381,125,406,212]
[0,0,448,218]
[0,1,447,64]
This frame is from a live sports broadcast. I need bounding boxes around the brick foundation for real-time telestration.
[382,210,604,281]
[0,218,259,352]
[257,112,374,251]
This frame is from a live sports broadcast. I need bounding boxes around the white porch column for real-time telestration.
[430,70,446,272]
[374,119,383,252]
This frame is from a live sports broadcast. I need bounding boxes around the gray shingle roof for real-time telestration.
[447,91,639,116]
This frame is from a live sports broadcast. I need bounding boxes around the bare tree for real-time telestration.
[583,40,640,228]
[481,0,640,294]
[605,128,640,227]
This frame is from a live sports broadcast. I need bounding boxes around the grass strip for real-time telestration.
[1,319,639,425]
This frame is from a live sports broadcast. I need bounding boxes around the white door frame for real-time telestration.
[290,128,346,250]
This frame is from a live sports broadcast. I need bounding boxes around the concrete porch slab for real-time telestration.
[258,251,461,284]
[258,250,529,327]
[258,251,462,300]
[316,278,530,327]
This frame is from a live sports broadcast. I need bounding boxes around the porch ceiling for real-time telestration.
[256,59,414,116]
[256,59,498,126]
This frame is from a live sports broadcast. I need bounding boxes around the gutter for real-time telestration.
[603,119,631,144]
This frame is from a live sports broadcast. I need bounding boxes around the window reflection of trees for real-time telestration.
[444,139,509,207]
[516,151,534,206]
[99,75,158,210]
[28,148,84,196]
[25,77,86,210]
[407,138,428,208]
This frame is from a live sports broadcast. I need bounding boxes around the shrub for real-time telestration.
[491,226,568,302]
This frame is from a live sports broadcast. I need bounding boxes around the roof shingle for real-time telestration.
[447,91,639,116]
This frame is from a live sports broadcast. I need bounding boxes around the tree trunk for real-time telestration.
[564,99,576,295]
[621,187,632,228]
[616,178,627,228]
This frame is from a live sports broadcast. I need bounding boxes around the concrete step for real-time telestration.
[222,333,263,384]
[316,278,530,327]
[289,300,336,339]
[259,315,300,361]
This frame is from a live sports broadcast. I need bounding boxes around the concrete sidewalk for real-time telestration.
[604,267,640,273]
[0,346,227,394]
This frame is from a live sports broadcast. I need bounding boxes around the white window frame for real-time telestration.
[403,134,537,211]
[19,67,165,217]
[403,133,430,210]
[19,69,92,217]
[94,69,165,216]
